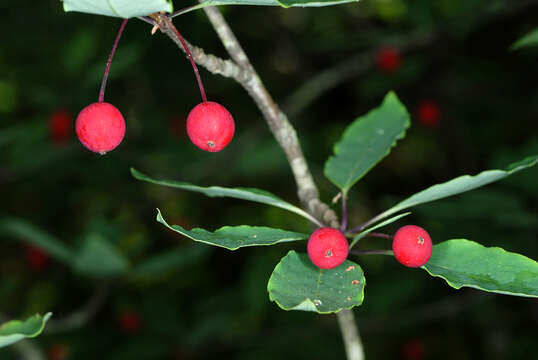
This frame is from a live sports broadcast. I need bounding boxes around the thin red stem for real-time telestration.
[367,232,393,240]
[99,19,128,103]
[164,18,207,103]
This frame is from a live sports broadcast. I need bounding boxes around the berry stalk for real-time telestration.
[99,19,128,103]
[161,16,207,103]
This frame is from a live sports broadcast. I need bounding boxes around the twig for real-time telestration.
[201,6,339,228]
[283,33,436,118]
[337,309,365,360]
[11,341,46,360]
[152,7,358,358]
[45,284,109,333]
[340,194,348,232]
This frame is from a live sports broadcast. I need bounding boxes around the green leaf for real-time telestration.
[0,218,74,265]
[268,251,365,313]
[368,155,538,226]
[511,28,538,50]
[132,168,322,226]
[74,235,129,277]
[62,0,173,18]
[133,245,210,277]
[324,91,410,194]
[349,212,411,248]
[173,0,359,16]
[0,313,52,348]
[157,209,308,250]
[424,240,538,297]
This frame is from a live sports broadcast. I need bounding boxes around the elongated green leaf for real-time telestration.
[133,245,210,277]
[424,240,538,297]
[511,28,538,50]
[157,209,308,250]
[369,155,538,226]
[349,212,411,248]
[268,251,365,313]
[0,218,74,265]
[62,0,173,18]
[0,313,52,348]
[324,91,410,194]
[132,168,322,226]
[173,0,359,17]
[74,235,129,277]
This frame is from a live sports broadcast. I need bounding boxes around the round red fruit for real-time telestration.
[75,102,125,154]
[118,311,141,334]
[49,110,72,145]
[24,245,50,271]
[416,100,441,127]
[392,225,432,267]
[376,47,401,73]
[307,227,349,269]
[186,101,234,152]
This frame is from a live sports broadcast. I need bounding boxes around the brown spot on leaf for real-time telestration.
[351,280,360,285]
[346,266,355,272]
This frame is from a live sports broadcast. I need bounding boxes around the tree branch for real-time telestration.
[337,308,365,360]
[151,7,360,359]
[45,284,109,333]
[284,33,436,118]
[200,6,338,227]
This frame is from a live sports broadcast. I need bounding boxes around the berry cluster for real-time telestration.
[306,223,432,270]
[75,17,234,155]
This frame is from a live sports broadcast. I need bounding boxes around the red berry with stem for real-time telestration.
[186,101,235,152]
[76,19,127,154]
[392,225,432,267]
[156,15,236,152]
[76,102,125,154]
[416,100,441,127]
[376,47,402,73]
[307,227,349,269]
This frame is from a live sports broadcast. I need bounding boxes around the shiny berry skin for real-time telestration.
[75,102,125,154]
[49,110,72,145]
[186,101,234,152]
[376,47,401,73]
[392,225,432,267]
[416,100,441,127]
[307,227,349,269]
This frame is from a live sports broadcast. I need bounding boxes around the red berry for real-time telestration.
[118,311,141,334]
[416,100,441,127]
[49,110,72,145]
[47,343,70,360]
[402,339,426,360]
[24,245,49,271]
[307,227,349,269]
[392,225,432,267]
[75,102,125,154]
[376,47,402,73]
[186,101,234,152]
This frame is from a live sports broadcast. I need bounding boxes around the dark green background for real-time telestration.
[1,0,537,359]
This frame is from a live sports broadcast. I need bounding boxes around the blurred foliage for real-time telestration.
[1,0,537,359]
